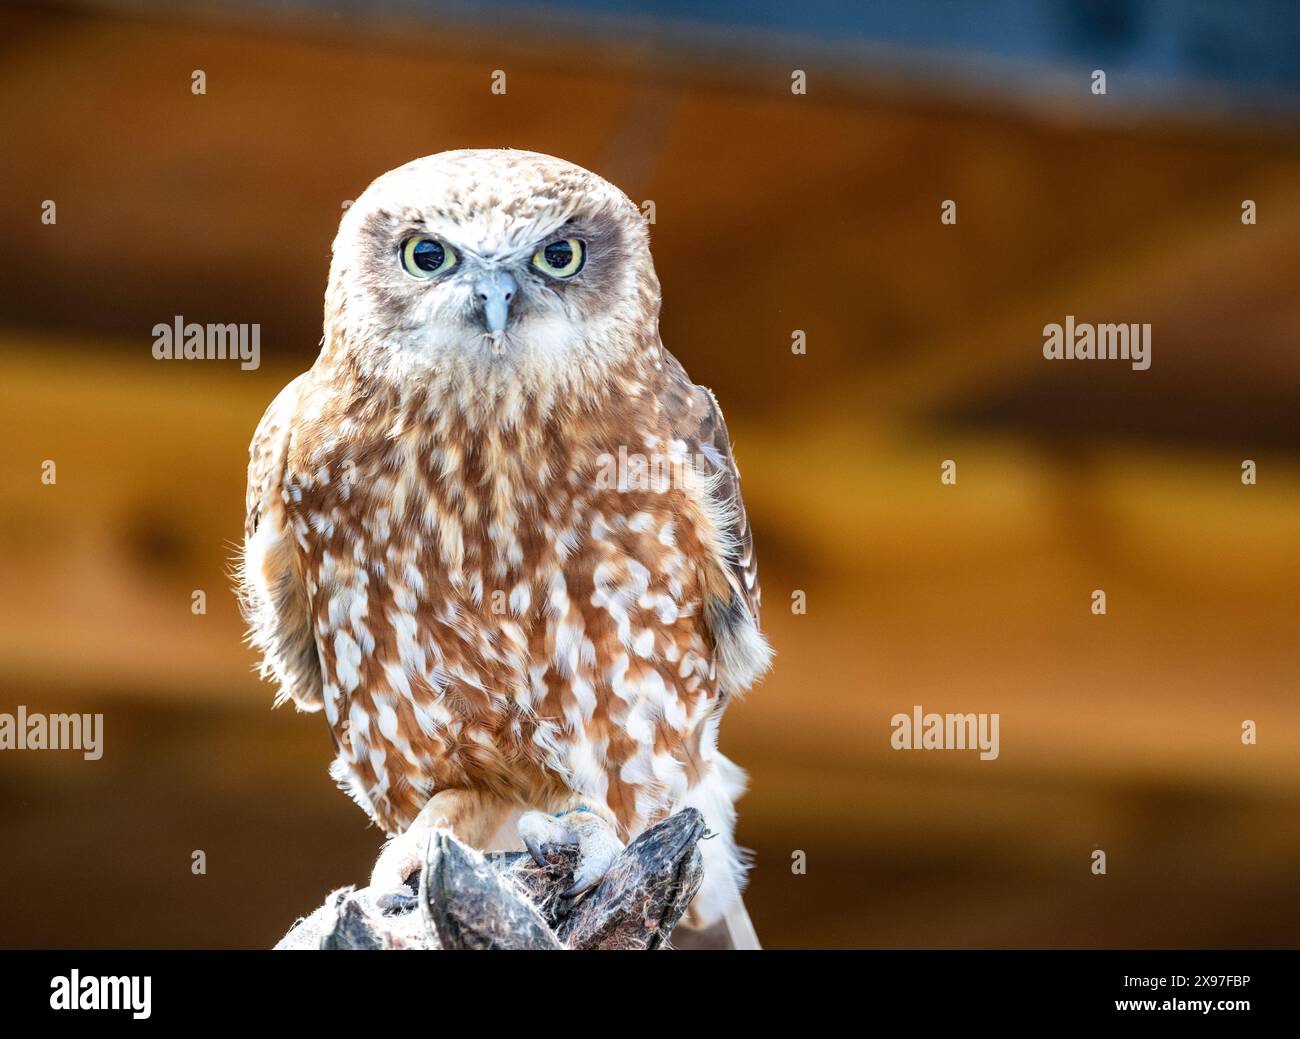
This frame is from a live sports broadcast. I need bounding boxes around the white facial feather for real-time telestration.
[325,149,656,408]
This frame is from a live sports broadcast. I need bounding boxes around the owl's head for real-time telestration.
[325,150,660,399]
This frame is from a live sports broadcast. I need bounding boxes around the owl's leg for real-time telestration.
[518,803,624,899]
[370,788,510,909]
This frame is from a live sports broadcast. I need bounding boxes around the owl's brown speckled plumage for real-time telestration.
[238,150,770,931]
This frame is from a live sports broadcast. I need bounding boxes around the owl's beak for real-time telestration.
[474,271,517,335]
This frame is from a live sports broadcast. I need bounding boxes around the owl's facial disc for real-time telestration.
[330,150,659,388]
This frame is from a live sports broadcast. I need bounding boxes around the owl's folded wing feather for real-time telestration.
[238,373,323,711]
[660,351,772,696]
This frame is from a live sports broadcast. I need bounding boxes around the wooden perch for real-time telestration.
[276,808,706,950]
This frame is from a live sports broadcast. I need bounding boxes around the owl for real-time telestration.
[239,149,771,946]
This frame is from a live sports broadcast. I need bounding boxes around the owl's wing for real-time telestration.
[239,373,323,712]
[660,350,772,695]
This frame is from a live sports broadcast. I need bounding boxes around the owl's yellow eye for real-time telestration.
[400,236,456,278]
[532,238,585,279]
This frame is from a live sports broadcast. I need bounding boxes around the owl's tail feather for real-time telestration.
[722,899,762,950]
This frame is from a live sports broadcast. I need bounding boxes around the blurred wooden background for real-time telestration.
[1,2,1298,947]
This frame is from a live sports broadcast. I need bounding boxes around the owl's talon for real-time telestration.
[518,811,576,869]
[560,878,595,900]
[376,890,419,913]
[518,809,623,899]
[370,825,439,894]
[523,834,549,868]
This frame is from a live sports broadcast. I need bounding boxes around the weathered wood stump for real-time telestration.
[276,808,706,950]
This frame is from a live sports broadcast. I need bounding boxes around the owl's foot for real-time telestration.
[369,788,513,912]
[370,827,437,912]
[518,808,624,899]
